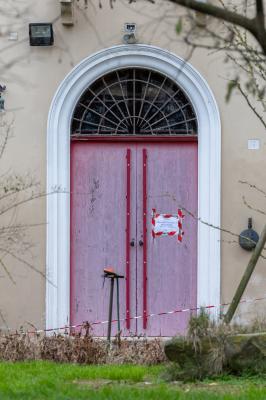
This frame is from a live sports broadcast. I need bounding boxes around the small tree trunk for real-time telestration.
[224,224,266,324]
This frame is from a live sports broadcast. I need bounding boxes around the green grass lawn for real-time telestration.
[0,361,265,399]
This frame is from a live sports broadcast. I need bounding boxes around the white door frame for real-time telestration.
[46,44,221,330]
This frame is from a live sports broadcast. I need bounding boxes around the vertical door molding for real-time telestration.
[126,148,131,329]
[47,45,221,331]
[142,148,148,329]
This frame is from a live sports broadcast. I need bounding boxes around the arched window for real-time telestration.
[71,68,197,136]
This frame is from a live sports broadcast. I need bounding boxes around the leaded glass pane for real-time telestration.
[71,68,198,136]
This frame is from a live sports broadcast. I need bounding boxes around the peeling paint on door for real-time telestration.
[70,141,197,336]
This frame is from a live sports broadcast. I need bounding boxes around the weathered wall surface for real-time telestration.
[0,0,265,330]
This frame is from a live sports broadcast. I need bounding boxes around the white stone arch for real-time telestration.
[46,44,221,330]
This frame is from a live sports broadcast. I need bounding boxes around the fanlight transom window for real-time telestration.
[71,68,198,136]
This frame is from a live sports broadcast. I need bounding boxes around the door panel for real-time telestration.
[136,143,198,336]
[71,141,197,337]
[70,142,137,336]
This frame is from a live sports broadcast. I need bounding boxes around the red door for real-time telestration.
[71,140,197,336]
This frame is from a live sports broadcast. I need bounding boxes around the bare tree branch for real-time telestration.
[163,0,258,37]
[239,180,266,197]
[255,0,265,26]
[237,82,266,129]
[242,195,266,216]
[0,258,16,285]
[149,192,266,250]
[0,248,56,287]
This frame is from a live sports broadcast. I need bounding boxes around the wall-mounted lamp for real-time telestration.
[29,23,54,46]
[0,85,6,112]
[60,0,74,26]
[239,218,259,251]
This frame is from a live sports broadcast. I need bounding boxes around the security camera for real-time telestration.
[124,23,136,34]
[123,23,137,44]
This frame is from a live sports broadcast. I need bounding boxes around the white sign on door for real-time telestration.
[151,209,184,242]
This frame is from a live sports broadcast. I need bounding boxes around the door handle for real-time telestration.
[139,240,144,246]
[130,239,135,247]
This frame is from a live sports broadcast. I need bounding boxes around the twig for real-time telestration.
[0,248,56,287]
[239,180,266,197]
[237,83,266,129]
[0,258,16,285]
[242,195,266,216]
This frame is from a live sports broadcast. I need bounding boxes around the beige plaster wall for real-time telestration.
[0,0,265,330]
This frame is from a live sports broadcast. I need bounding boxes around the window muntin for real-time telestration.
[71,68,198,136]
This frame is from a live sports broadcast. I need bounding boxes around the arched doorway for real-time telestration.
[46,45,221,335]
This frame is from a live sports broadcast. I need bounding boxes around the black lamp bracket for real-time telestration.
[0,85,6,95]
[239,217,259,251]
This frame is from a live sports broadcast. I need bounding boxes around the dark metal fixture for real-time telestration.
[103,268,124,343]
[239,218,259,251]
[0,85,6,112]
[29,23,54,46]
[123,22,137,44]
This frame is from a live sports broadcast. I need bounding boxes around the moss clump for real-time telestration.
[226,332,266,374]
[164,311,266,381]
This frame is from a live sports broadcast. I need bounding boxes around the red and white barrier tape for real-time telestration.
[11,293,266,335]
[152,208,184,242]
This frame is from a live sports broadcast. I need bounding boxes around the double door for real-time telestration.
[70,141,197,336]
